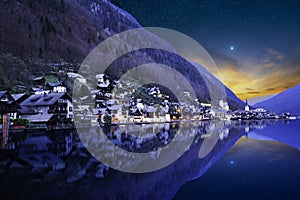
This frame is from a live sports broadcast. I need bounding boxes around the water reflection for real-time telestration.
[0,119,298,199]
[248,119,300,150]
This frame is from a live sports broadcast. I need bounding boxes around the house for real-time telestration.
[11,93,29,119]
[97,81,111,94]
[96,74,114,94]
[68,73,87,84]
[96,74,105,82]
[144,106,158,119]
[73,105,95,126]
[219,100,230,111]
[20,114,56,129]
[147,87,161,97]
[46,82,67,93]
[33,76,46,86]
[183,91,190,97]
[20,92,73,129]
[96,74,109,83]
[211,107,227,119]
[31,87,49,94]
[0,91,18,115]
[99,105,122,123]
[169,103,181,120]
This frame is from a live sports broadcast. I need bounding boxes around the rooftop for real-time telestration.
[0,91,6,98]
[20,93,71,107]
[47,81,65,87]
[21,114,54,123]
[11,93,27,101]
[33,76,45,81]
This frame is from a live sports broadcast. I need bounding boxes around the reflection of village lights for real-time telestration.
[73,27,227,173]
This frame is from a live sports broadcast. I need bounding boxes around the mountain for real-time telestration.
[254,83,300,115]
[0,0,244,110]
[0,0,140,90]
[248,94,277,106]
[0,0,140,62]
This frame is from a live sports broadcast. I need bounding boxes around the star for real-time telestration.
[230,46,235,51]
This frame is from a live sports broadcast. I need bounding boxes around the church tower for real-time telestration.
[245,98,250,111]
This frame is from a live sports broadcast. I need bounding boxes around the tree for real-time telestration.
[11,118,30,127]
[103,114,112,124]
[39,47,43,58]
[60,0,65,12]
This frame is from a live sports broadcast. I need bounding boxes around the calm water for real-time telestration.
[1,120,300,199]
[174,120,300,200]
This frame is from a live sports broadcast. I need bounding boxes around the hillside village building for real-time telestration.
[20,92,73,129]
[47,82,67,93]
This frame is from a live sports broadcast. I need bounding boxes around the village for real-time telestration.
[0,71,297,183]
[0,70,296,134]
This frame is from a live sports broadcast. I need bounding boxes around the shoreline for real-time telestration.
[1,118,298,134]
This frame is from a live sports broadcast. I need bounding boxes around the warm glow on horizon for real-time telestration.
[165,29,300,102]
[216,65,300,100]
[191,60,300,101]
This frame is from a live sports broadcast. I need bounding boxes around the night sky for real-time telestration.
[110,0,300,100]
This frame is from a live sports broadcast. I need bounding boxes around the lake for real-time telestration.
[1,119,299,199]
[174,119,300,200]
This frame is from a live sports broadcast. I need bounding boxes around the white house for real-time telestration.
[47,82,67,93]
[20,92,73,127]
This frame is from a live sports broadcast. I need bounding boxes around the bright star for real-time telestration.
[230,46,235,51]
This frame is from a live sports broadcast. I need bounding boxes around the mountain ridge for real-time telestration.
[0,0,244,110]
[254,83,300,114]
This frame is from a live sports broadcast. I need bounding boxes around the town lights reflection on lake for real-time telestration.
[1,119,300,199]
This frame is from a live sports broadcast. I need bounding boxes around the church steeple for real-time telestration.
[245,98,250,111]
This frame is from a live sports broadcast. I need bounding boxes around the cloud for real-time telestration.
[247,91,261,94]
[265,88,276,91]
[191,47,300,100]
[250,48,286,75]
[265,48,285,61]
[283,82,297,89]
[262,62,275,69]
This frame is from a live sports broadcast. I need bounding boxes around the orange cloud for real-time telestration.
[189,47,300,101]
[216,63,300,100]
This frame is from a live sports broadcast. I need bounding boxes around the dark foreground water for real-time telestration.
[1,119,300,200]
[174,120,300,199]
